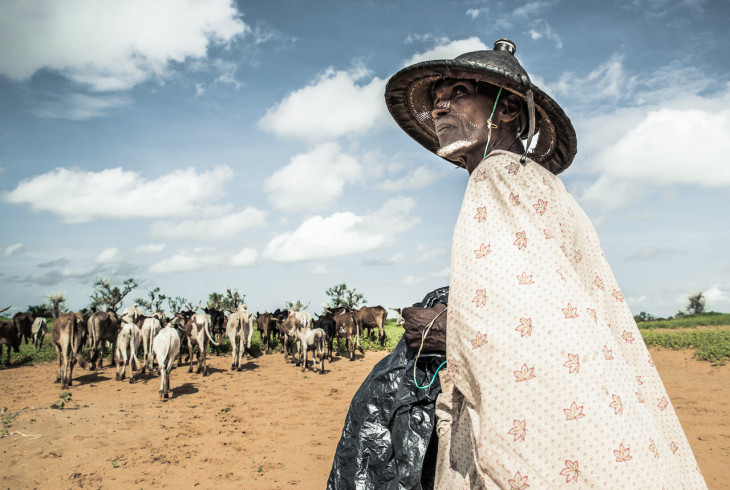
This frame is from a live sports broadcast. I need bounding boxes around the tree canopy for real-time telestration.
[134,286,167,313]
[89,278,138,313]
[207,288,246,311]
[325,283,366,310]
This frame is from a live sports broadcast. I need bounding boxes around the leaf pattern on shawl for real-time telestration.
[507,471,529,489]
[474,243,491,259]
[614,443,632,462]
[515,317,533,337]
[610,394,623,415]
[514,363,536,382]
[560,460,580,483]
[507,419,527,442]
[564,401,585,421]
[564,353,580,374]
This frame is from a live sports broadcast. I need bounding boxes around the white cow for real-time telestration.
[185,313,219,376]
[31,317,47,349]
[120,304,144,324]
[295,323,327,374]
[115,323,141,383]
[280,311,311,363]
[153,326,181,400]
[139,317,162,375]
[226,308,255,371]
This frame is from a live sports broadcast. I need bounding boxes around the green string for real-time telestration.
[483,87,503,159]
[414,360,448,389]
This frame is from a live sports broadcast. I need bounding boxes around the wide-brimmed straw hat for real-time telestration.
[384,39,577,175]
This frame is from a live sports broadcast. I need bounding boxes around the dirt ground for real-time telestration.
[0,347,728,489]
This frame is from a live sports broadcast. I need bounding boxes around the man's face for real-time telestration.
[431,79,494,161]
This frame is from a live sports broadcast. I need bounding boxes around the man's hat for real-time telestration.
[384,39,577,175]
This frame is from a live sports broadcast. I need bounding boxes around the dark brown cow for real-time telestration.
[0,320,21,365]
[328,308,364,361]
[12,312,34,345]
[52,312,87,388]
[355,305,388,346]
[88,310,122,369]
[256,311,282,355]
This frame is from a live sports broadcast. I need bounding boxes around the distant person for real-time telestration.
[329,38,706,488]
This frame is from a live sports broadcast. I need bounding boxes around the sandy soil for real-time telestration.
[0,347,727,489]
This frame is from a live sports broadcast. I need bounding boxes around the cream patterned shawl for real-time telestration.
[434,151,706,488]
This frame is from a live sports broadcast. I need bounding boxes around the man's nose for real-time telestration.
[431,100,449,119]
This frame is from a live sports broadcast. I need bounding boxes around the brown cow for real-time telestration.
[355,305,388,346]
[256,311,281,355]
[88,310,121,370]
[0,320,21,365]
[12,312,34,345]
[52,312,87,388]
[329,308,364,361]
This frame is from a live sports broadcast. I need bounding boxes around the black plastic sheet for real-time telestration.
[327,288,448,490]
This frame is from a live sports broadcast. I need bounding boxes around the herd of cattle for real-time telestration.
[0,304,399,401]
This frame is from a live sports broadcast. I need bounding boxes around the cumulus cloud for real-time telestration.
[263,196,420,262]
[378,165,440,192]
[466,8,488,19]
[230,248,257,267]
[258,65,388,141]
[2,243,23,256]
[134,243,166,254]
[149,207,268,241]
[149,250,223,274]
[96,247,122,264]
[264,143,364,211]
[0,0,247,91]
[703,284,729,309]
[3,165,234,223]
[580,87,730,213]
[402,37,489,66]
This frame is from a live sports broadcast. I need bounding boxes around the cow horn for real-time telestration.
[204,321,220,346]
[0,306,10,314]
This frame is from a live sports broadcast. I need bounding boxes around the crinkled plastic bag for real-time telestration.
[328,287,448,490]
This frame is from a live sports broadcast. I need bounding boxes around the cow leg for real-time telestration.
[187,339,195,373]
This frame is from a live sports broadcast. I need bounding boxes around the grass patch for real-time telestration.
[641,328,730,365]
[637,312,730,329]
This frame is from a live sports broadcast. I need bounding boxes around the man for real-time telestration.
[329,39,706,489]
[380,39,706,488]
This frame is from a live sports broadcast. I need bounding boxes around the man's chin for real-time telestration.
[436,139,476,159]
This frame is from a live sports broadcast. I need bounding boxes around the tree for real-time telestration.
[134,287,167,313]
[285,299,310,312]
[325,283,366,310]
[633,311,655,323]
[167,296,195,314]
[28,303,54,318]
[47,292,67,318]
[89,277,139,313]
[207,288,245,311]
[685,291,706,315]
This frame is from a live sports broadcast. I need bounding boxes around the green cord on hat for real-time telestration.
[483,87,503,159]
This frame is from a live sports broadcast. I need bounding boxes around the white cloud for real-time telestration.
[31,93,132,120]
[149,207,268,241]
[527,19,563,49]
[466,8,488,19]
[264,143,364,211]
[401,275,424,286]
[231,248,257,267]
[0,0,247,91]
[258,65,388,141]
[378,165,440,192]
[627,246,686,261]
[549,55,633,106]
[2,243,23,256]
[134,243,166,254]
[703,284,728,309]
[429,266,451,279]
[513,1,552,18]
[3,165,234,223]
[402,37,489,66]
[149,250,224,274]
[263,196,420,262]
[96,247,122,264]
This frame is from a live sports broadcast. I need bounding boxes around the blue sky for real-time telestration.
[1,0,729,318]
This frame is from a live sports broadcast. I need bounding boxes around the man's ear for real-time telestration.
[497,93,522,125]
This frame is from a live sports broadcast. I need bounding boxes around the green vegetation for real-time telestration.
[50,391,73,410]
[358,319,403,352]
[641,328,730,365]
[636,312,730,329]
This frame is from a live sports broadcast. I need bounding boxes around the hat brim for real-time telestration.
[385,58,577,175]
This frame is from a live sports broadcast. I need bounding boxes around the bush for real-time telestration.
[641,328,730,365]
